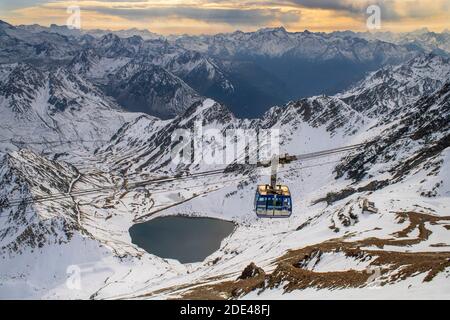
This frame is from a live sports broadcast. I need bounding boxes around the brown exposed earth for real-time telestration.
[180,212,450,300]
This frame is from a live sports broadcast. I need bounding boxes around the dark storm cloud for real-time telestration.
[290,0,364,13]
[405,0,450,19]
[86,6,300,26]
[288,0,401,20]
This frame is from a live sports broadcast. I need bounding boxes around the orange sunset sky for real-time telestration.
[0,0,449,34]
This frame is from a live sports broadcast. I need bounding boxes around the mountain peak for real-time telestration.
[339,53,450,117]
[50,23,66,29]
[0,20,13,29]
[256,26,287,34]
[101,32,119,40]
[179,98,235,124]
[410,27,431,35]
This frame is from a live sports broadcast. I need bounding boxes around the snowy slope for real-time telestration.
[144,82,449,300]
[96,92,367,178]
[104,60,201,119]
[0,63,138,156]
[339,54,450,117]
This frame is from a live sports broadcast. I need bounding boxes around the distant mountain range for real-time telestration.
[4,20,450,118]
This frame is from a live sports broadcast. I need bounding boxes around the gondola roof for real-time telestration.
[257,184,291,196]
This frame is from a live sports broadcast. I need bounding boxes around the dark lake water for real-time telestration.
[129,216,235,263]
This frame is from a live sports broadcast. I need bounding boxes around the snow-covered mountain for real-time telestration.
[0,150,81,253]
[6,20,447,118]
[0,63,137,156]
[17,23,163,41]
[98,99,247,174]
[65,36,233,118]
[348,29,450,56]
[104,60,201,119]
[0,21,80,64]
[174,27,418,62]
[171,27,426,116]
[338,53,450,117]
[337,79,450,185]
[1,22,450,300]
[67,48,130,81]
[2,73,449,299]
[96,52,449,180]
[1,21,232,118]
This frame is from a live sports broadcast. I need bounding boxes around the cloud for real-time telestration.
[279,11,302,24]
[289,0,450,21]
[289,0,397,17]
[400,0,450,19]
[85,5,301,26]
[0,0,50,11]
[290,0,367,13]
[1,0,448,33]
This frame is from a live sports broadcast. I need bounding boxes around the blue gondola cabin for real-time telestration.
[254,184,292,218]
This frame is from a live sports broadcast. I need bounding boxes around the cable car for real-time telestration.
[254,184,292,218]
[254,155,292,218]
